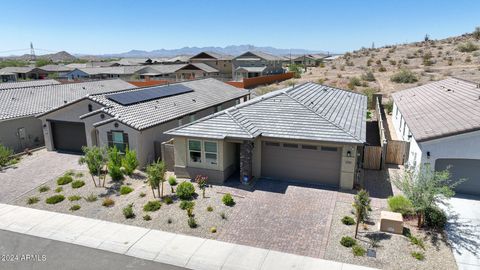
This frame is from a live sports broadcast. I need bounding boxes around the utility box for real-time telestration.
[379,211,403,234]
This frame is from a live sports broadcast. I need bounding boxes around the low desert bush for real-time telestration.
[120,185,134,195]
[143,200,162,212]
[68,195,82,201]
[179,200,195,210]
[425,206,447,229]
[69,204,81,211]
[27,197,40,205]
[409,235,426,250]
[143,214,151,221]
[210,227,217,233]
[341,216,356,225]
[139,192,146,198]
[411,251,425,260]
[71,180,85,189]
[340,236,356,247]
[391,69,418,83]
[84,193,97,202]
[123,203,135,219]
[46,194,65,204]
[220,212,226,220]
[352,245,366,256]
[163,196,173,204]
[57,175,73,185]
[176,181,195,200]
[387,195,414,216]
[458,41,479,52]
[54,187,63,193]
[102,197,115,207]
[39,186,50,193]
[222,193,235,206]
[188,217,197,228]
[207,206,214,212]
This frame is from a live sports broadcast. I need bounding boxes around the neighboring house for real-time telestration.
[0,79,135,153]
[323,55,342,61]
[391,78,480,196]
[137,64,220,81]
[232,51,285,81]
[164,55,190,64]
[66,62,120,69]
[0,79,59,90]
[37,78,249,167]
[189,51,233,79]
[39,64,74,78]
[0,71,17,82]
[66,66,146,80]
[292,54,326,67]
[62,68,91,80]
[0,67,50,80]
[166,82,366,188]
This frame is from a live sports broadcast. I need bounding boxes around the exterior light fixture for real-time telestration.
[427,151,431,159]
[347,151,351,157]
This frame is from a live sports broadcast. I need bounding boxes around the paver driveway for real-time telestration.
[218,179,338,258]
[0,149,84,203]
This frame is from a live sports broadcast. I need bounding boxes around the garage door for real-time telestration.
[261,141,341,186]
[435,159,480,196]
[50,121,87,153]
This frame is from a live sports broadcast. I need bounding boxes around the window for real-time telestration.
[283,143,298,148]
[265,141,280,147]
[88,104,93,112]
[178,118,183,126]
[302,144,317,150]
[235,99,240,105]
[321,146,337,152]
[204,141,218,165]
[189,114,196,122]
[214,105,222,113]
[188,140,202,163]
[108,131,128,153]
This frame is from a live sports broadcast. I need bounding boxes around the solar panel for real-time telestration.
[106,84,194,106]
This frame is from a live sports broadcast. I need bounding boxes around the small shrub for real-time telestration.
[409,235,426,250]
[0,144,14,168]
[163,196,173,204]
[391,69,418,83]
[27,197,40,205]
[121,148,139,176]
[168,176,177,186]
[139,192,146,198]
[378,66,387,72]
[176,181,195,200]
[39,186,50,193]
[220,212,226,220]
[347,77,362,90]
[352,245,366,256]
[143,214,151,221]
[425,206,447,229]
[143,200,162,212]
[361,71,376,82]
[179,200,195,210]
[120,185,134,195]
[188,217,197,228]
[68,195,82,201]
[210,227,217,233]
[123,203,135,219]
[207,206,214,212]
[74,172,84,178]
[57,175,73,185]
[167,217,173,224]
[341,216,356,225]
[222,193,235,206]
[458,41,479,52]
[54,187,63,193]
[64,170,75,176]
[385,100,394,114]
[69,204,81,211]
[102,197,115,207]
[107,147,124,180]
[340,236,356,247]
[84,193,97,202]
[46,194,65,204]
[71,180,85,189]
[411,251,425,260]
[387,195,414,216]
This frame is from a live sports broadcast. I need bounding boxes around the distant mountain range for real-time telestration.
[81,45,330,58]
[1,51,77,62]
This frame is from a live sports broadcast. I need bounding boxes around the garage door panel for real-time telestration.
[261,141,341,186]
[435,159,480,196]
[51,121,87,153]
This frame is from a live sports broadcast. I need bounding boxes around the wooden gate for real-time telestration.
[386,140,409,165]
[364,146,383,170]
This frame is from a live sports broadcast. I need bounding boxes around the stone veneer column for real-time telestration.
[239,140,254,183]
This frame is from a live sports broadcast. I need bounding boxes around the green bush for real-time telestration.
[188,217,197,228]
[68,195,82,201]
[102,198,115,207]
[210,227,217,233]
[143,200,162,212]
[222,193,235,206]
[108,147,124,180]
[340,236,356,247]
[57,175,73,185]
[120,185,134,195]
[207,206,214,212]
[71,180,85,189]
[55,187,63,193]
[27,197,40,205]
[39,186,50,193]
[121,148,138,176]
[108,165,124,181]
[387,195,414,216]
[220,212,226,219]
[168,176,177,186]
[411,251,425,260]
[458,41,479,52]
[139,192,146,198]
[385,100,394,114]
[341,216,356,225]
[347,77,362,90]
[0,144,13,168]
[390,69,418,83]
[352,245,366,256]
[425,206,447,229]
[123,203,135,219]
[179,200,195,210]
[143,214,151,221]
[163,196,173,204]
[176,181,195,200]
[409,235,426,250]
[361,71,376,82]
[84,193,97,202]
[46,195,65,204]
[69,205,81,211]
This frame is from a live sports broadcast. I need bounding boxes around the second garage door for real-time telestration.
[435,158,480,196]
[50,121,87,153]
[261,141,341,186]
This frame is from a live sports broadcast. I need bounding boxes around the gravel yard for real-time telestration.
[13,170,242,239]
[324,201,457,270]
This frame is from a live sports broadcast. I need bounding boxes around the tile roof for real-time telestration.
[78,66,145,75]
[392,77,480,142]
[235,66,267,73]
[166,82,367,144]
[190,51,234,61]
[235,51,286,61]
[86,78,249,130]
[38,64,73,72]
[0,79,135,121]
[0,79,60,90]
[0,66,38,73]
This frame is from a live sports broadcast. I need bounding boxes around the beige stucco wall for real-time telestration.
[189,59,232,78]
[0,116,44,153]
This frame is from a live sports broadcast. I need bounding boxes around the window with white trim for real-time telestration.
[204,141,218,165]
[188,140,202,163]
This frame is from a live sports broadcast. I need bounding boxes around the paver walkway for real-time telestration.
[218,180,338,258]
[0,203,377,270]
[0,149,84,203]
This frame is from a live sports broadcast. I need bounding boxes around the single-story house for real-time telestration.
[232,51,285,81]
[39,64,74,78]
[37,78,249,167]
[292,54,326,67]
[0,79,59,90]
[391,77,480,196]
[0,79,135,153]
[0,71,17,82]
[189,51,234,79]
[137,63,220,81]
[0,67,50,80]
[166,82,367,188]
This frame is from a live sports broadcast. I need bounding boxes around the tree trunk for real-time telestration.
[151,187,156,198]
[355,218,360,238]
[157,185,161,199]
[202,188,205,199]
[161,181,164,198]
[91,174,97,187]
[417,211,424,228]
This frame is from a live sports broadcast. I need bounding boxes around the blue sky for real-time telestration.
[1,0,479,55]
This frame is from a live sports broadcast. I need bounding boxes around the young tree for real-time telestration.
[121,148,138,176]
[288,64,303,78]
[353,189,371,238]
[107,146,123,181]
[146,160,166,198]
[195,175,208,198]
[391,164,462,227]
[78,146,107,187]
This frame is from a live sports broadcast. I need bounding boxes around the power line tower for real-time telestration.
[30,42,36,61]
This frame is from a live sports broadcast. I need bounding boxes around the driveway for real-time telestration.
[445,195,480,270]
[218,179,338,258]
[0,149,84,203]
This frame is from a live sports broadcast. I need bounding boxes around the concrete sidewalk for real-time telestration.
[0,203,377,270]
